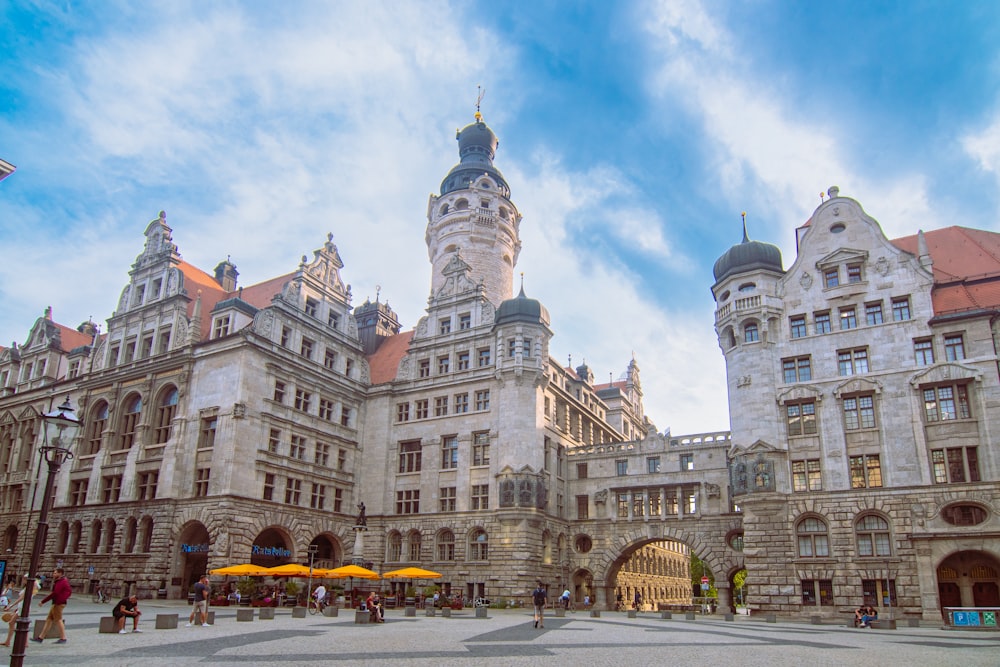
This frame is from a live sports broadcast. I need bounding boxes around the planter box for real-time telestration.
[724,613,735,622]
[425,607,436,617]
[684,612,696,620]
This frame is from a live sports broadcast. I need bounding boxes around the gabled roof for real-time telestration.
[53,322,97,352]
[367,330,414,385]
[891,226,1000,315]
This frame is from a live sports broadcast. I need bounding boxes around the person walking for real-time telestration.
[1,576,38,647]
[113,594,142,633]
[531,581,547,628]
[186,575,210,627]
[33,567,71,643]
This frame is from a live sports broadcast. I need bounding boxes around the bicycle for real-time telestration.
[91,586,109,604]
[308,598,326,615]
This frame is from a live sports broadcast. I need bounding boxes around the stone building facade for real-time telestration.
[712,188,1000,620]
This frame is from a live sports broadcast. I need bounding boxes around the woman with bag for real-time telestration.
[1,576,39,647]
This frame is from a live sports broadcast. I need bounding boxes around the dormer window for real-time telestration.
[212,315,231,339]
[305,297,318,318]
[133,284,146,306]
[847,263,863,283]
[150,278,162,299]
[823,268,839,288]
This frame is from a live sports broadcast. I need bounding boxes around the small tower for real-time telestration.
[354,292,401,355]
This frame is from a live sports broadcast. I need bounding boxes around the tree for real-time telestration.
[690,553,717,598]
[733,568,747,606]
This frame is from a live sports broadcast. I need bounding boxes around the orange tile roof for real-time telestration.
[891,226,1000,315]
[236,273,295,310]
[367,330,414,385]
[176,261,228,340]
[53,322,96,352]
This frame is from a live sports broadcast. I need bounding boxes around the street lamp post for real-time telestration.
[10,398,80,667]
[306,545,318,611]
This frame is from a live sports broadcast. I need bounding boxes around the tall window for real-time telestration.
[194,468,210,497]
[289,435,307,460]
[387,533,402,562]
[396,489,419,514]
[153,387,178,444]
[457,351,470,370]
[891,297,911,321]
[617,492,629,518]
[802,580,834,606]
[838,348,869,375]
[680,453,694,471]
[576,495,589,519]
[789,315,807,338]
[438,356,450,374]
[263,473,275,501]
[267,428,281,454]
[284,478,301,505]
[300,337,314,360]
[786,401,817,436]
[814,311,831,334]
[441,435,458,470]
[439,486,456,512]
[847,263,863,283]
[328,312,340,328]
[468,529,488,560]
[70,479,89,506]
[944,334,966,361]
[198,417,217,449]
[294,389,312,413]
[647,456,661,473]
[314,441,330,466]
[931,447,981,484]
[792,459,822,492]
[923,384,970,421]
[796,517,830,557]
[459,313,471,330]
[318,398,334,421]
[843,394,876,430]
[279,326,290,347]
[475,390,490,411]
[408,531,421,561]
[310,483,326,509]
[914,339,934,365]
[85,402,108,456]
[340,406,352,427]
[782,356,812,383]
[418,360,430,377]
[615,459,628,476]
[454,393,469,413]
[324,349,337,370]
[855,515,891,557]
[436,529,455,560]
[304,297,318,317]
[865,301,884,325]
[396,403,410,422]
[743,322,759,343]
[434,396,448,417]
[477,348,491,367]
[577,462,588,479]
[415,399,429,419]
[472,432,490,466]
[471,484,489,510]
[849,455,882,488]
[398,441,421,473]
[273,380,286,403]
[118,395,142,450]
[823,268,839,288]
[439,318,451,334]
[212,315,230,339]
[137,472,158,500]
[839,307,857,330]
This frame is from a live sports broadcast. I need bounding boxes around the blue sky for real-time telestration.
[2,0,999,434]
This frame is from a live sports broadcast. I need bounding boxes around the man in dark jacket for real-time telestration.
[33,567,71,643]
[531,582,547,629]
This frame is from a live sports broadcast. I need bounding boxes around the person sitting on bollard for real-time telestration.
[113,594,142,633]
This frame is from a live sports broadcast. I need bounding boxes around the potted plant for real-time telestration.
[284,581,301,605]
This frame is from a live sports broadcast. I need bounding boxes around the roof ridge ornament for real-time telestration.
[475,85,485,123]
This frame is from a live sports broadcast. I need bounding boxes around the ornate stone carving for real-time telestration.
[800,272,813,290]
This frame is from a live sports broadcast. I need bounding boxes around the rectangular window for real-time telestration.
[824,268,839,288]
[263,473,274,501]
[439,486,456,512]
[931,446,981,484]
[924,384,971,422]
[441,435,458,470]
[139,335,153,359]
[289,435,307,460]
[472,432,490,466]
[892,297,911,321]
[782,356,812,383]
[508,338,517,358]
[838,348,869,376]
[523,338,532,357]
[328,312,340,329]
[839,307,857,330]
[802,580,835,606]
[194,468,210,497]
[647,456,661,473]
[617,492,629,518]
[300,337,314,359]
[616,459,628,476]
[438,356,450,374]
[680,453,694,471]
[632,492,645,517]
[337,448,347,471]
[790,315,807,338]
[304,297,318,317]
[415,399,429,419]
[324,349,337,370]
[395,489,419,514]
[862,579,897,607]
[865,301,884,325]
[847,263,863,283]
[70,479,89,506]
[457,351,470,370]
[844,394,876,430]
[459,313,471,330]
[419,360,430,378]
[267,428,281,454]
[944,334,965,361]
[576,494,589,519]
[137,472,158,500]
[310,483,326,509]
[294,389,312,413]
[284,478,301,505]
[398,441,422,473]
[454,393,469,413]
[157,328,171,354]
[314,441,330,466]
[439,318,451,335]
[396,403,410,422]
[345,359,354,376]
[477,348,491,367]
[649,490,662,516]
[434,396,448,417]
[273,380,286,403]
[577,462,588,479]
[791,459,822,492]
[333,487,343,512]
[198,417,217,449]
[786,401,817,436]
[471,484,489,510]
[914,338,934,365]
[814,311,831,334]
[849,455,883,488]
[318,398,334,421]
[280,326,290,347]
[475,390,490,411]
[340,406,351,427]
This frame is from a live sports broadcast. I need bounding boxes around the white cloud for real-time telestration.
[962,112,1000,178]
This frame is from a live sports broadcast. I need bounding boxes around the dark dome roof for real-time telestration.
[440,117,510,196]
[495,287,550,327]
[713,228,783,283]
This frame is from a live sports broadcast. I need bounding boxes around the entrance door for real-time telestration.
[974,582,1000,606]
[938,582,961,608]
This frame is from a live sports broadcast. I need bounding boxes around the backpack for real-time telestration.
[532,588,546,605]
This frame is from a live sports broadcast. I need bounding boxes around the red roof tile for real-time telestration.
[53,322,96,352]
[367,330,414,385]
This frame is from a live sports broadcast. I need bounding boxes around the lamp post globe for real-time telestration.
[9,397,80,667]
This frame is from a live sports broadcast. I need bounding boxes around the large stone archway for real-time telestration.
[250,526,295,566]
[174,521,210,593]
[937,550,1000,609]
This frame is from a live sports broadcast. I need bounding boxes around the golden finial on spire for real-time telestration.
[474,85,486,122]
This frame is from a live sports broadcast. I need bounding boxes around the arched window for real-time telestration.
[105,518,117,553]
[744,322,759,343]
[387,531,402,562]
[153,387,178,444]
[84,401,108,455]
[855,514,891,557]
[56,521,68,553]
[796,516,830,557]
[407,530,421,562]
[455,199,469,211]
[2,525,17,553]
[124,517,138,553]
[436,529,455,561]
[69,521,83,554]
[468,529,488,561]
[139,516,154,552]
[118,394,142,450]
[90,520,103,553]
[440,203,450,216]
[542,530,552,564]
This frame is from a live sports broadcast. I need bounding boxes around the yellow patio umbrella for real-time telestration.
[209,563,273,576]
[326,564,380,580]
[381,567,441,579]
[265,563,316,578]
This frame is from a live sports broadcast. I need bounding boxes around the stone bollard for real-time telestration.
[627,610,637,619]
[236,608,254,622]
[205,611,216,625]
[155,613,179,629]
[292,607,306,618]
[441,607,452,618]
[97,617,117,634]
[684,612,696,620]
[590,609,601,618]
[724,613,735,622]
[322,606,338,617]
[404,606,416,617]
[426,607,436,617]
[555,608,566,617]
[765,613,777,623]
[475,607,488,619]
[259,607,275,620]
[660,611,672,620]
[810,615,823,625]
[354,610,370,624]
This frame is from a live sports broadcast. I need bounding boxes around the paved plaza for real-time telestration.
[7,600,999,667]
